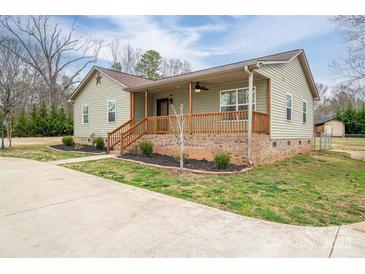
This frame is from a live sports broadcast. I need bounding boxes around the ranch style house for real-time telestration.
[68,49,319,165]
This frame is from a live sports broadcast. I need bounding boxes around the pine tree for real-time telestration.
[57,107,67,135]
[48,105,59,136]
[65,112,73,135]
[136,50,162,80]
[13,109,29,137]
[111,62,122,72]
[37,102,49,136]
[359,102,365,134]
[29,104,38,136]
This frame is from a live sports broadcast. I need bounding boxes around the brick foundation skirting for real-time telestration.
[81,133,314,166]
[124,133,248,165]
[74,136,107,145]
[252,135,313,165]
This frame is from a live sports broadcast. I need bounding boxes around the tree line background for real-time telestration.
[0,15,192,147]
[0,15,365,147]
[314,16,365,134]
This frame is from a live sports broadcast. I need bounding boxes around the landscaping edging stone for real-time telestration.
[47,145,106,155]
[116,157,252,175]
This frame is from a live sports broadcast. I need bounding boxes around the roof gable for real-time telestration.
[68,66,152,101]
[126,49,318,99]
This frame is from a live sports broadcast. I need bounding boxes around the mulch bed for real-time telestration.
[121,153,247,172]
[50,144,106,154]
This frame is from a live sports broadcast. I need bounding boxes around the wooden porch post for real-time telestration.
[245,66,254,165]
[130,92,135,125]
[144,89,148,118]
[144,89,148,133]
[189,81,192,134]
[267,79,271,135]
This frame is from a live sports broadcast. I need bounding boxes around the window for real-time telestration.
[220,87,256,112]
[82,105,89,124]
[107,100,116,123]
[302,101,307,123]
[286,94,292,121]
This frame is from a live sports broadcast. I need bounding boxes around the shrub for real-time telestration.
[140,140,153,156]
[173,152,187,162]
[214,152,231,169]
[92,137,105,150]
[62,136,74,146]
[74,143,83,151]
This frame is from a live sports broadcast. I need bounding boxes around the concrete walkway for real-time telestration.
[0,157,364,257]
[332,149,365,161]
[48,154,115,165]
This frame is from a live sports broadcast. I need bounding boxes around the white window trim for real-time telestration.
[219,86,256,112]
[107,100,117,123]
[82,104,89,125]
[302,100,307,124]
[286,93,292,122]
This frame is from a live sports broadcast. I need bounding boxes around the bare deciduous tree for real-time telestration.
[169,103,186,171]
[161,58,192,78]
[0,15,102,106]
[331,16,365,88]
[0,38,26,148]
[109,41,141,75]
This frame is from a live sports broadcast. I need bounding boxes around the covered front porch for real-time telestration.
[108,65,271,163]
[131,67,270,132]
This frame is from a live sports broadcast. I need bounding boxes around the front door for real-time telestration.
[156,98,169,133]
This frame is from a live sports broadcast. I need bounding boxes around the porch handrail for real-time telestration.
[146,110,269,135]
[120,117,147,152]
[107,119,134,150]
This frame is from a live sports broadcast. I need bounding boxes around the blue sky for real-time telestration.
[58,15,346,87]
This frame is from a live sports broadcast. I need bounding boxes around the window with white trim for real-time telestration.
[220,87,256,112]
[302,101,307,123]
[107,100,116,123]
[82,105,89,124]
[286,94,292,121]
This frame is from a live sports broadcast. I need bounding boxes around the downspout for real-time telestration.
[244,65,255,165]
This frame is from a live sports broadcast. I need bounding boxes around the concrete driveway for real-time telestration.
[0,157,364,257]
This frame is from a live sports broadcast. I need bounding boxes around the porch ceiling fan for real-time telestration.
[194,82,209,93]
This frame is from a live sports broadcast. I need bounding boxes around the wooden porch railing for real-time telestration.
[107,119,134,150]
[109,111,269,152]
[120,117,147,152]
[146,110,269,135]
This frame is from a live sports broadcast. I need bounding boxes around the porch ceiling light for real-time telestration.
[194,82,208,93]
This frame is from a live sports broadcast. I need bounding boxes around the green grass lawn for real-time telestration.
[0,144,87,162]
[64,151,365,227]
[315,137,365,151]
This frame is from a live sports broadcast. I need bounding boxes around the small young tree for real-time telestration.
[169,103,186,171]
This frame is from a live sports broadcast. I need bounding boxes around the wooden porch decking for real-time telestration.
[107,110,269,152]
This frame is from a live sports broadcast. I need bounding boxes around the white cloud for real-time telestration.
[56,15,336,73]
[204,16,334,56]
[67,16,228,70]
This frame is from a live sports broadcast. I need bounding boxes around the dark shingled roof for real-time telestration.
[95,66,152,87]
[256,49,302,62]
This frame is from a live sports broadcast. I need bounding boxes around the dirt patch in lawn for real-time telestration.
[120,153,247,172]
[51,144,106,154]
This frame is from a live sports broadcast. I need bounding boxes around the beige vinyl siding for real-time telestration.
[258,57,314,139]
[134,92,145,122]
[73,71,130,138]
[134,79,267,116]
